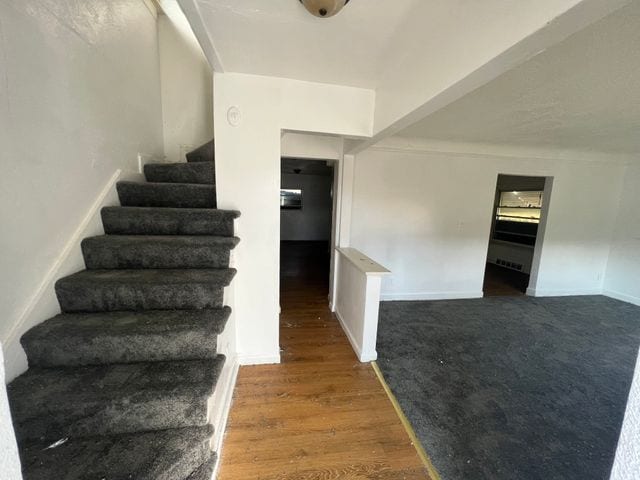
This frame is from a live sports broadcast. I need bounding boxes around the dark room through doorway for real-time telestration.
[483,174,547,296]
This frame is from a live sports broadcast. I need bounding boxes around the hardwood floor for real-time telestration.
[483,262,530,297]
[217,241,431,480]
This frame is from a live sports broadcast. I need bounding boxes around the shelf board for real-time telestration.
[490,239,535,250]
[498,206,541,209]
[495,230,537,238]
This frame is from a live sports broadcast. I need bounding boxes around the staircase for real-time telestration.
[7,140,239,480]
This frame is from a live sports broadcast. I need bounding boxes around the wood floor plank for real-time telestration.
[217,241,431,479]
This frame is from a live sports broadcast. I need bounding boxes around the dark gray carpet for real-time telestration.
[377,295,640,480]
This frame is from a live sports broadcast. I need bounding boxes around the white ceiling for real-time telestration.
[191,0,418,88]
[397,1,640,154]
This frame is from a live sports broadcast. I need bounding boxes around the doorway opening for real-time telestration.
[279,158,335,302]
[483,174,548,297]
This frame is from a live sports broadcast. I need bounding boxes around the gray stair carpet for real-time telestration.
[8,141,238,479]
[19,426,214,480]
[117,181,217,208]
[21,307,231,367]
[101,206,239,236]
[186,139,214,163]
[144,161,215,184]
[186,456,217,480]
[55,268,236,311]
[82,235,239,269]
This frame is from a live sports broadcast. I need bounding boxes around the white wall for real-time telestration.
[605,163,640,306]
[335,248,389,362]
[213,72,374,364]
[0,0,164,380]
[610,348,640,480]
[158,13,213,162]
[350,140,625,300]
[281,132,343,161]
[281,173,333,241]
[0,344,21,479]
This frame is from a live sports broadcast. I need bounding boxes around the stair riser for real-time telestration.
[101,208,235,236]
[23,332,217,368]
[144,162,215,184]
[186,140,214,163]
[117,182,216,208]
[56,283,224,312]
[13,395,209,442]
[101,208,236,236]
[19,426,214,480]
[82,242,232,269]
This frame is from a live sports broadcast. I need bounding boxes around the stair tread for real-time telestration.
[57,268,237,287]
[82,235,239,270]
[10,357,223,403]
[144,161,215,185]
[21,308,231,367]
[9,357,225,441]
[24,308,230,340]
[19,425,214,480]
[118,180,215,188]
[102,206,240,218]
[55,269,235,312]
[146,161,213,166]
[83,234,240,247]
[145,161,214,168]
[101,206,239,236]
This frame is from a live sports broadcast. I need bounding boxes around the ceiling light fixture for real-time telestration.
[299,0,350,18]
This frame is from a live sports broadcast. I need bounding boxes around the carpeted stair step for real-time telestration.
[55,268,236,312]
[117,181,216,208]
[82,235,240,269]
[19,425,214,480]
[8,357,225,442]
[21,307,231,367]
[101,206,240,236]
[144,161,215,184]
[186,455,217,480]
[186,140,214,163]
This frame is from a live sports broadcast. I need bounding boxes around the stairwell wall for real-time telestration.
[158,11,214,162]
[213,73,374,364]
[349,138,627,300]
[0,0,165,381]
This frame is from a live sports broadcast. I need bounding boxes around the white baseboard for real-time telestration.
[380,291,483,301]
[526,287,603,297]
[210,355,239,480]
[3,169,123,382]
[603,290,640,307]
[237,352,281,365]
[335,309,377,362]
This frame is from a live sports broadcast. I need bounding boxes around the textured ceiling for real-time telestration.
[398,1,640,154]
[191,0,418,88]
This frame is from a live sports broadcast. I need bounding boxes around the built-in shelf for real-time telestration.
[494,230,537,238]
[490,239,535,250]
